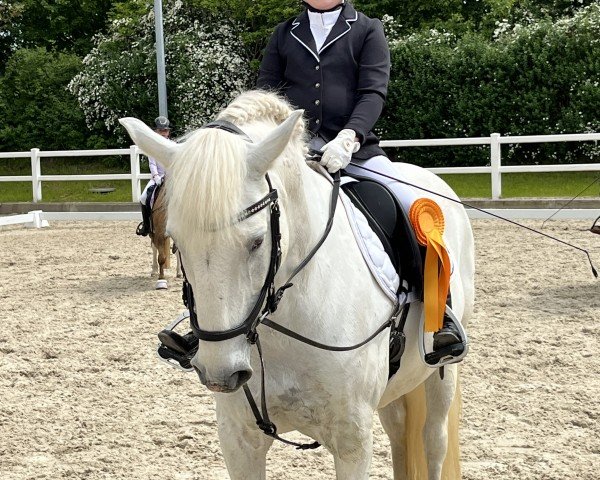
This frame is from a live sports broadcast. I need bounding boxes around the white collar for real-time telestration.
[307,9,342,28]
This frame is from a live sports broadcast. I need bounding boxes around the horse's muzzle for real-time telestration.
[192,363,252,393]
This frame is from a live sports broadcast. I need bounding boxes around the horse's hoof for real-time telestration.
[155,279,168,290]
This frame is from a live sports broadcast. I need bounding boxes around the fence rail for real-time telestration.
[1,132,599,202]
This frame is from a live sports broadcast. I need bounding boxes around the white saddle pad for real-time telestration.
[339,186,400,304]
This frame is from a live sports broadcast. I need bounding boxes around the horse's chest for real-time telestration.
[263,375,350,431]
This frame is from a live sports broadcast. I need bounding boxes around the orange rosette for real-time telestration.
[409,199,451,333]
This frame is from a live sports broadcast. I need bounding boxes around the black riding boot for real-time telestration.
[433,314,462,351]
[424,313,466,367]
[136,203,151,236]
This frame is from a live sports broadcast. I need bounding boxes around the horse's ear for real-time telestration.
[119,117,180,170]
[247,109,304,177]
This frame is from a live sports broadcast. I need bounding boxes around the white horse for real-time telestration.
[120,91,475,480]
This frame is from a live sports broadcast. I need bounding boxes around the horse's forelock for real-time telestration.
[166,128,248,238]
[166,91,307,240]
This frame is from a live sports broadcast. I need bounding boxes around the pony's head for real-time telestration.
[120,98,305,393]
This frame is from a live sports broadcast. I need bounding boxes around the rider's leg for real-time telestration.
[156,280,199,371]
[346,155,465,358]
[136,182,153,236]
[433,292,462,352]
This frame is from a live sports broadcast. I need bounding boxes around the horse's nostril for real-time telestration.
[228,370,252,390]
[193,366,207,384]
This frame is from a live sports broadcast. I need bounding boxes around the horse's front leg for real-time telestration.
[216,402,273,480]
[328,412,375,480]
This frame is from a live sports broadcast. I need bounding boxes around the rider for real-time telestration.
[158,0,463,369]
[136,116,171,237]
[257,0,464,361]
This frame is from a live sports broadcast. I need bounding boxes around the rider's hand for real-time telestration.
[319,129,360,173]
[153,174,163,186]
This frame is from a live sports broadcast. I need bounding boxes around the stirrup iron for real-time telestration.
[419,306,469,368]
[156,310,196,373]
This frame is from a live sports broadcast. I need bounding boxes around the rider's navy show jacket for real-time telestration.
[257,3,390,160]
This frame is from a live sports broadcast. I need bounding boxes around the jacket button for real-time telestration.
[315,65,320,70]
[315,119,320,124]
[315,83,320,88]
[314,99,320,105]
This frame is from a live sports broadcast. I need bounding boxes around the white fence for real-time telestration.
[0,132,599,202]
[381,132,600,199]
[0,146,148,203]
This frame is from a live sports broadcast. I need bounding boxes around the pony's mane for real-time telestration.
[166,90,307,236]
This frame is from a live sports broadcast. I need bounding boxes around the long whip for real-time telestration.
[541,174,600,229]
[348,162,598,278]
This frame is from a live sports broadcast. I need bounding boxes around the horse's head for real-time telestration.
[120,108,304,393]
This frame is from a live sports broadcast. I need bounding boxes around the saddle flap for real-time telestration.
[342,178,424,296]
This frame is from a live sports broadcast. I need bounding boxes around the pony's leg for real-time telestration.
[175,249,182,278]
[379,397,408,480]
[423,364,458,480]
[151,242,158,276]
[157,241,167,280]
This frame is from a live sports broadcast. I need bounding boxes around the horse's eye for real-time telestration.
[250,237,264,252]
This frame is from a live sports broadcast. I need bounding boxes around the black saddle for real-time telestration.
[342,178,424,297]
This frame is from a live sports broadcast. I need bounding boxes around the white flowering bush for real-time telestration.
[68,0,252,138]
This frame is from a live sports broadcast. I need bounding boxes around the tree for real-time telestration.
[0,48,101,151]
[0,0,113,67]
[188,0,300,60]
[69,0,253,139]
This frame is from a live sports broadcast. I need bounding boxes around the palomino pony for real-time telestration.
[120,91,475,480]
[149,184,181,289]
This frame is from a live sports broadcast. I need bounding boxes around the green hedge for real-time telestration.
[0,48,109,151]
[379,3,600,167]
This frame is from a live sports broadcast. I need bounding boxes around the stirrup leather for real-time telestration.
[156,311,196,373]
[419,306,469,368]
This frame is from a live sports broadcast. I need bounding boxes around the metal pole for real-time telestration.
[154,0,168,118]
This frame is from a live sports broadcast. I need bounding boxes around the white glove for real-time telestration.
[320,129,360,173]
[153,174,163,186]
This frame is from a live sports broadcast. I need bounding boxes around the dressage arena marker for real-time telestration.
[0,210,49,229]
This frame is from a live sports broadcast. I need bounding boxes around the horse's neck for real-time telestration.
[274,164,392,340]
[279,164,334,268]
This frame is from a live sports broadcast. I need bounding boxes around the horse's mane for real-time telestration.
[166,90,307,237]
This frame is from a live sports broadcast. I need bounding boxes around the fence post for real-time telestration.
[490,133,502,199]
[130,145,141,202]
[31,148,42,202]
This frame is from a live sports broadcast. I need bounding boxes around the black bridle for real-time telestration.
[179,121,403,449]
[189,175,282,343]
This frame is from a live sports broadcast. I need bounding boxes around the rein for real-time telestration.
[179,122,402,449]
